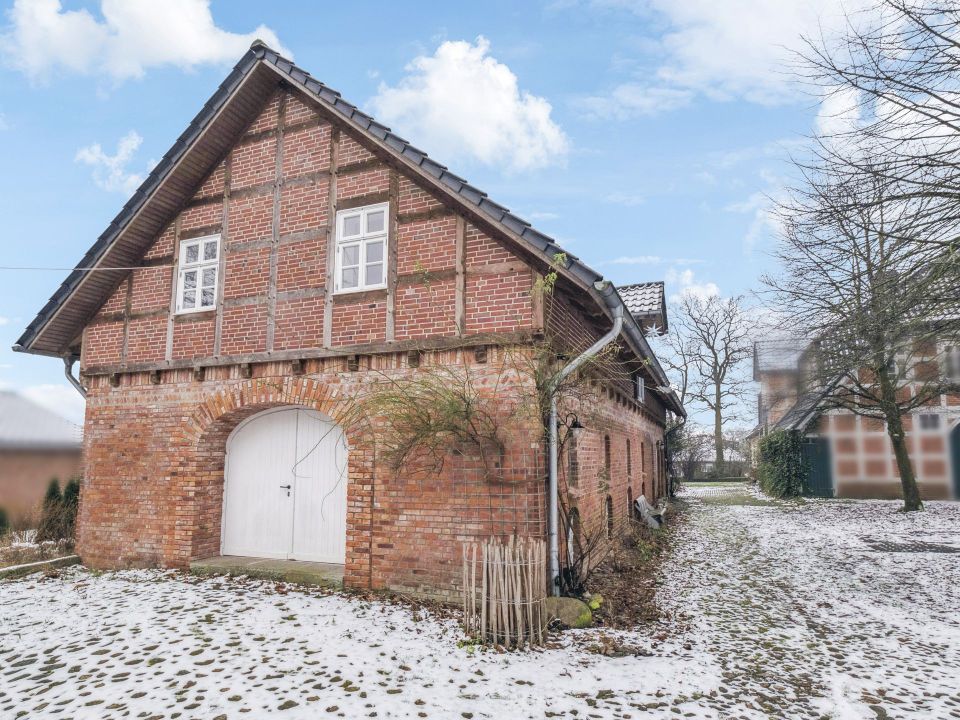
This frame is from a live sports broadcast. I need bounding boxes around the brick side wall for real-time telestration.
[78,351,544,600]
[558,382,667,564]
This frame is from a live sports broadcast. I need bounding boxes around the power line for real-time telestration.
[0,265,156,272]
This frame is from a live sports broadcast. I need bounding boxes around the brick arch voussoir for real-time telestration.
[183,377,373,449]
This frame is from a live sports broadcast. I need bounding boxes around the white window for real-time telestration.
[176,234,220,314]
[635,374,645,403]
[335,202,388,293]
[918,413,941,432]
[945,346,960,382]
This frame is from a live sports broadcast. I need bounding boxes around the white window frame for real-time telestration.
[635,373,645,403]
[917,412,942,433]
[334,202,389,294]
[175,234,221,314]
[944,345,960,382]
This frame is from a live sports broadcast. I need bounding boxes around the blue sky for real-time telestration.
[0,0,848,423]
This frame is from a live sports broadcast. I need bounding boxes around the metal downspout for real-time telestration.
[548,296,624,596]
[63,355,86,398]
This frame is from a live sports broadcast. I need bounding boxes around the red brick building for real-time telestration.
[0,392,82,525]
[750,341,960,500]
[15,43,683,598]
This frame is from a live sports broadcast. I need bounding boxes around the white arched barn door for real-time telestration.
[221,407,348,564]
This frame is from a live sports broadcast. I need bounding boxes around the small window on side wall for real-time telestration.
[945,346,960,381]
[918,413,941,432]
[176,234,220,314]
[335,202,388,294]
[635,374,645,403]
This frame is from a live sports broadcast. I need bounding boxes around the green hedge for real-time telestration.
[756,430,807,497]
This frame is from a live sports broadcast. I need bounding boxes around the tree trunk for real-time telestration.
[879,375,923,512]
[714,386,724,476]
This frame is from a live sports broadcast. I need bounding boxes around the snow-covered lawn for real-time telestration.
[1,485,958,719]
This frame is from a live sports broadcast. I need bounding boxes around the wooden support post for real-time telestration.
[455,216,466,336]
[165,216,182,361]
[120,274,133,366]
[386,170,399,341]
[266,93,286,352]
[214,151,232,356]
[323,128,340,348]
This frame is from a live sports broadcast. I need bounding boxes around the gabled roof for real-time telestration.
[772,374,845,433]
[14,42,684,418]
[0,391,82,450]
[618,281,663,315]
[753,339,805,380]
[618,281,666,331]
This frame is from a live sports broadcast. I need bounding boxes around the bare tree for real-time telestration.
[796,0,960,249]
[777,0,960,511]
[766,162,958,512]
[667,294,757,473]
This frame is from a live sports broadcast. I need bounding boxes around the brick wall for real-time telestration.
[80,88,538,375]
[78,351,544,600]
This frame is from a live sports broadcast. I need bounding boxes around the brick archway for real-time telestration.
[164,377,375,588]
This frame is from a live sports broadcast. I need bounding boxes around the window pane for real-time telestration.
[366,240,384,263]
[183,270,197,290]
[203,240,218,261]
[341,267,359,288]
[201,288,215,307]
[182,290,196,308]
[184,243,199,264]
[342,244,360,266]
[365,263,383,286]
[366,210,385,233]
[343,214,362,237]
[202,267,216,287]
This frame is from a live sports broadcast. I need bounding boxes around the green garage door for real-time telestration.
[951,423,960,500]
[801,437,833,498]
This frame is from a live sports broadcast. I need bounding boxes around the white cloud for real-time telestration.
[578,83,692,119]
[527,211,559,221]
[725,182,785,255]
[666,267,719,302]
[609,255,662,265]
[604,191,646,206]
[20,384,85,425]
[0,316,8,326]
[369,36,569,172]
[0,112,8,130]
[815,86,862,136]
[573,0,866,119]
[75,130,146,194]
[1,0,288,82]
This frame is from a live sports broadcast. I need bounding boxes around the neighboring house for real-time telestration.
[0,392,82,525]
[748,340,960,500]
[14,43,683,599]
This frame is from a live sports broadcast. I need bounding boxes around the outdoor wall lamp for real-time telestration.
[557,413,585,442]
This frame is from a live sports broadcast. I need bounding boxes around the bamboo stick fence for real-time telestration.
[461,536,547,649]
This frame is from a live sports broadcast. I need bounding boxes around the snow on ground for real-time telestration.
[0,568,713,719]
[1,485,958,719]
[666,484,960,719]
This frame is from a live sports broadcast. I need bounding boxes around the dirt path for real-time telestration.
[662,483,960,719]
